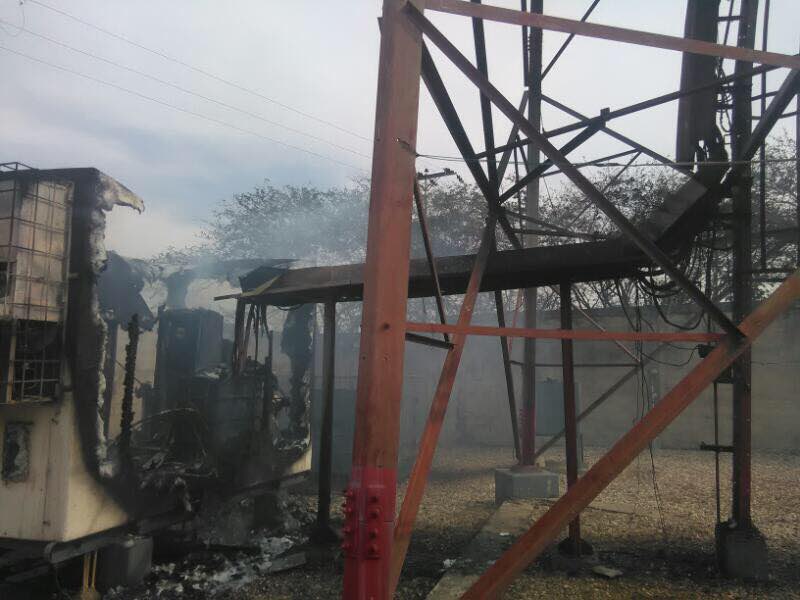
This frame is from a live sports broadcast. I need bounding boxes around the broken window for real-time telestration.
[0,262,8,298]
[2,421,31,482]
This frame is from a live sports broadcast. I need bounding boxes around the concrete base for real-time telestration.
[96,536,153,590]
[715,521,769,582]
[550,538,599,575]
[494,468,559,505]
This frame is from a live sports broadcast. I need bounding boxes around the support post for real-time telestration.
[558,281,584,556]
[520,0,542,467]
[729,0,758,530]
[495,290,521,460]
[342,2,423,597]
[313,300,338,543]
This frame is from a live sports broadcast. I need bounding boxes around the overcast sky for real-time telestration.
[1,0,797,258]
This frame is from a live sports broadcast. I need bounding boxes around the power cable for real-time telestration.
[0,19,371,159]
[0,44,369,173]
[25,0,372,142]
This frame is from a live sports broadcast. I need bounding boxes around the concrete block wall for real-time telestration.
[311,299,800,460]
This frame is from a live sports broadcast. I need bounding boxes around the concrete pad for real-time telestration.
[715,521,769,581]
[494,468,560,504]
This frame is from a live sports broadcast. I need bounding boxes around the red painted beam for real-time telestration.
[342,1,424,598]
[390,217,498,592]
[425,0,800,70]
[405,322,724,343]
[461,269,800,599]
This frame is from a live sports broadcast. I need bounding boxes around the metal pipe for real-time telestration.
[313,301,336,541]
[559,281,581,552]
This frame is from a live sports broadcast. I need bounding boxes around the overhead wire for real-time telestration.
[0,19,371,160]
[24,0,372,142]
[0,44,369,173]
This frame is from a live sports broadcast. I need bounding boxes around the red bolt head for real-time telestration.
[369,544,379,554]
[369,508,380,518]
[369,528,378,539]
[370,495,379,503]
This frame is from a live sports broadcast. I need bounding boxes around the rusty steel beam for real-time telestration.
[425,0,800,70]
[341,1,423,597]
[414,180,449,342]
[390,215,498,592]
[462,269,800,599]
[406,4,743,340]
[406,321,723,342]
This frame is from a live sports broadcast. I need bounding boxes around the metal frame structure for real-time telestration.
[331,1,800,598]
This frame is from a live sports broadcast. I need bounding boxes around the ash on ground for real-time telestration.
[108,491,314,600]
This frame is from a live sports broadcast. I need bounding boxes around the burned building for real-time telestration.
[0,164,313,583]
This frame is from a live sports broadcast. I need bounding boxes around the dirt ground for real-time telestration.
[234,445,799,599]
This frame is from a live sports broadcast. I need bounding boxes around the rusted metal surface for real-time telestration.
[406,3,743,340]
[390,216,498,592]
[462,270,800,599]
[405,322,724,343]
[342,0,424,596]
[424,0,800,69]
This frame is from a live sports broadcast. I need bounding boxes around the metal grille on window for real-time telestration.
[0,168,72,403]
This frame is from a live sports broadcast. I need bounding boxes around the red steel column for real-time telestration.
[341,2,423,598]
